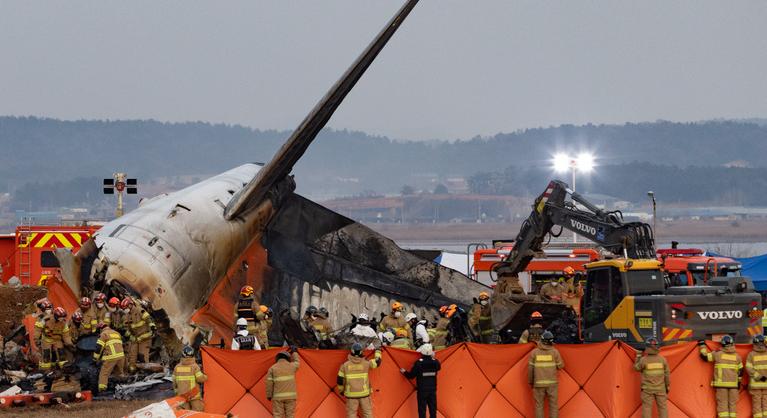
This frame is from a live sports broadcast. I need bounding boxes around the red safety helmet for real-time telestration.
[72,311,84,323]
[563,266,576,277]
[39,300,53,311]
[94,293,107,303]
[79,297,92,310]
[240,285,254,297]
[36,298,51,310]
[108,297,120,308]
[53,307,67,319]
[531,311,543,320]
[120,297,135,310]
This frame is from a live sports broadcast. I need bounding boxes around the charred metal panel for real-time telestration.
[262,194,489,337]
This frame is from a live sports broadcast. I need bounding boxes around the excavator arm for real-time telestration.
[495,180,655,277]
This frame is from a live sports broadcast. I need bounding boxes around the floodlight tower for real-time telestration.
[103,173,137,218]
[553,153,595,243]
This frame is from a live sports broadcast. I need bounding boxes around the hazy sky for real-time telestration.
[1,1,765,140]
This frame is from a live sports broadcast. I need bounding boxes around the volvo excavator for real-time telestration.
[491,180,762,346]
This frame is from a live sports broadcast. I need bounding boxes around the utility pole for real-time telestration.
[647,191,657,236]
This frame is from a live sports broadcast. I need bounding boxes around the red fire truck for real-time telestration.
[472,241,602,292]
[1,224,101,313]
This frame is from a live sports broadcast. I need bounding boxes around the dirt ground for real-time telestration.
[0,399,153,418]
[0,285,47,336]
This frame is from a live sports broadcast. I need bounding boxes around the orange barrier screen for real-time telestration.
[201,341,758,417]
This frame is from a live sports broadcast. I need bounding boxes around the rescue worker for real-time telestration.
[351,313,379,350]
[469,291,494,343]
[429,306,450,350]
[173,345,208,412]
[69,311,83,343]
[562,267,584,314]
[519,311,545,344]
[406,313,429,348]
[379,301,409,337]
[266,347,300,418]
[634,337,670,418]
[33,298,53,320]
[337,342,382,418]
[234,285,258,335]
[401,344,440,418]
[391,328,414,349]
[746,334,767,418]
[123,297,156,370]
[302,305,319,336]
[539,276,566,303]
[93,293,111,326]
[255,304,272,349]
[77,297,95,335]
[93,322,124,392]
[700,336,742,418]
[312,306,333,348]
[35,306,73,370]
[232,317,261,350]
[106,296,120,323]
[528,331,565,418]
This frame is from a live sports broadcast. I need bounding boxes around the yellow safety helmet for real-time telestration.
[395,328,408,338]
[446,304,458,318]
[240,285,254,297]
[479,291,490,300]
[259,305,269,313]
[391,301,403,311]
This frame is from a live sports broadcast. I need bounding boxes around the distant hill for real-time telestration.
[2,116,767,201]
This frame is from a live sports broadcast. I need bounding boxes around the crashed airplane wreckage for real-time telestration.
[54,0,488,347]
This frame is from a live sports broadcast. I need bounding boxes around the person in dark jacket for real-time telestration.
[400,343,441,418]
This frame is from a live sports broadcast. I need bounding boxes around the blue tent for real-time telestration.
[709,252,767,291]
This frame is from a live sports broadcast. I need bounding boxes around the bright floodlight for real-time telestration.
[553,153,571,173]
[576,153,594,172]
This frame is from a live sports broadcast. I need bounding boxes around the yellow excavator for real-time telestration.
[491,180,762,346]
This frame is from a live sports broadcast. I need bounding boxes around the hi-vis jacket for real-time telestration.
[701,345,742,388]
[528,343,565,387]
[337,351,382,398]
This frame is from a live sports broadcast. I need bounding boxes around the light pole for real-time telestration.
[554,153,594,243]
[647,191,657,236]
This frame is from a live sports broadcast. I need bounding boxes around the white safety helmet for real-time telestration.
[358,313,369,321]
[236,318,248,327]
[417,343,434,356]
[405,313,417,322]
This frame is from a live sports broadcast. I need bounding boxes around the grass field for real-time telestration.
[0,400,153,418]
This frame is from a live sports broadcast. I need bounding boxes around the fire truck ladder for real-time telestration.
[17,217,33,285]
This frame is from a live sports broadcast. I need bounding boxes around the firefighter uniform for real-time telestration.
[746,342,767,418]
[563,278,584,315]
[126,306,155,371]
[311,315,332,343]
[94,325,125,391]
[35,317,73,370]
[519,324,544,344]
[539,281,566,303]
[634,345,670,418]
[379,313,409,337]
[430,317,450,350]
[255,311,271,349]
[77,308,96,335]
[266,352,300,418]
[468,303,494,343]
[234,296,258,335]
[528,341,565,418]
[391,335,414,349]
[173,356,208,411]
[337,350,382,418]
[701,343,742,418]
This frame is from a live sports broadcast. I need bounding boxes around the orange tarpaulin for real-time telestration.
[201,341,760,417]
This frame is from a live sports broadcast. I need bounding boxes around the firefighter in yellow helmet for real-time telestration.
[266,347,300,418]
[379,301,410,337]
[93,322,124,393]
[174,345,208,411]
[634,337,670,418]
[747,334,767,418]
[700,336,742,418]
[519,312,544,344]
[234,285,258,334]
[255,304,272,349]
[429,306,450,350]
[391,328,414,350]
[528,331,565,418]
[337,343,382,418]
[469,291,494,343]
